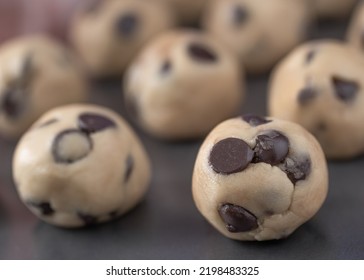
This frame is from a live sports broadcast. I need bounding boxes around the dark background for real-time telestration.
[1,15,364,260]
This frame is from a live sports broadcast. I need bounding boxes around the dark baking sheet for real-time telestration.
[1,19,364,260]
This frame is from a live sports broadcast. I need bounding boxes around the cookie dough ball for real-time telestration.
[159,0,209,24]
[124,30,244,140]
[203,0,312,74]
[269,40,364,159]
[192,115,328,241]
[347,1,364,49]
[309,0,357,19]
[0,35,88,139]
[13,104,151,228]
[70,0,176,77]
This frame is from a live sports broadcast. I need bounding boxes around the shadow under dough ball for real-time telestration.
[0,35,87,139]
[12,104,151,228]
[124,30,244,140]
[192,115,328,241]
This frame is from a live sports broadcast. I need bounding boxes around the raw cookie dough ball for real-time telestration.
[269,40,364,159]
[309,0,357,19]
[70,0,176,77]
[347,1,364,49]
[13,104,151,228]
[124,30,244,140]
[0,35,88,139]
[203,0,312,74]
[192,115,328,241]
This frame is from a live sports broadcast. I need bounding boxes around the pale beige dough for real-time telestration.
[269,40,364,159]
[203,0,312,74]
[13,104,151,228]
[192,116,328,241]
[70,0,176,77]
[124,30,244,140]
[347,1,364,49]
[0,35,87,139]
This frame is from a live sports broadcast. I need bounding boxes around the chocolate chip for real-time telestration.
[115,13,139,38]
[253,131,289,165]
[124,155,134,183]
[160,60,172,75]
[232,5,249,26]
[19,53,34,87]
[78,113,116,134]
[218,203,258,233]
[52,129,93,164]
[78,212,98,225]
[0,88,25,119]
[38,118,58,128]
[281,157,311,184]
[332,76,359,103]
[27,201,54,216]
[305,49,316,65]
[242,114,271,127]
[297,86,317,105]
[209,138,254,175]
[187,42,218,63]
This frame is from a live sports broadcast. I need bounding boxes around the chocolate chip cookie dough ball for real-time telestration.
[124,30,244,140]
[70,0,176,77]
[269,40,364,159]
[309,0,357,19]
[347,1,364,49]
[13,104,151,228]
[192,115,328,241]
[0,35,87,139]
[203,0,312,74]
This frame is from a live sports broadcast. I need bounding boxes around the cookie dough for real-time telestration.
[192,115,328,241]
[309,0,357,19]
[13,104,151,228]
[70,0,176,77]
[347,1,364,49]
[0,35,88,139]
[124,30,244,140]
[203,0,312,74]
[269,40,364,159]
[159,0,209,24]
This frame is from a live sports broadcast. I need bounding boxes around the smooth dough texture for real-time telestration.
[203,0,311,74]
[70,0,176,77]
[0,35,87,139]
[192,115,328,241]
[13,104,151,228]
[308,0,357,19]
[269,40,364,159]
[124,30,244,140]
[347,1,364,49]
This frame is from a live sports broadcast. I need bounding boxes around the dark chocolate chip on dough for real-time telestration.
[19,53,34,87]
[115,13,139,38]
[160,60,172,75]
[232,5,249,26]
[281,157,311,185]
[0,88,25,119]
[38,118,58,128]
[253,130,289,165]
[78,212,98,225]
[219,203,258,233]
[124,155,134,183]
[52,129,93,164]
[242,114,271,127]
[305,49,316,65]
[209,138,254,175]
[78,113,116,134]
[297,86,317,105]
[332,76,359,102]
[187,43,218,63]
[28,201,55,216]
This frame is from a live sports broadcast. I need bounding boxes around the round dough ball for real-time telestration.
[13,104,151,228]
[70,0,176,77]
[0,35,88,139]
[203,0,312,74]
[192,115,328,241]
[269,40,364,159]
[308,0,357,19]
[124,30,244,140]
[347,1,364,49]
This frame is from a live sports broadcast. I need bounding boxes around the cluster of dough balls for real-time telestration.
[192,115,328,241]
[0,35,87,139]
[124,30,243,140]
[13,104,151,228]
[269,40,364,159]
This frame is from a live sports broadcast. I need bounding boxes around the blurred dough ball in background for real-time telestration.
[308,0,358,19]
[69,0,176,78]
[347,1,364,49]
[124,30,244,140]
[203,0,312,74]
[0,35,88,139]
